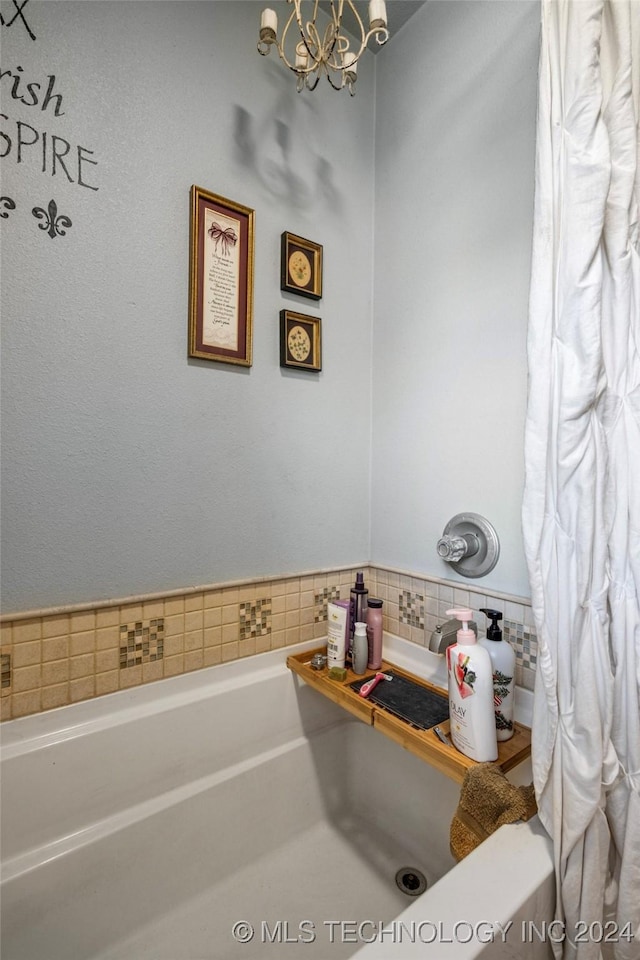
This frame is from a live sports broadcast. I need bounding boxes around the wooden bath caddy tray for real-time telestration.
[287,647,532,785]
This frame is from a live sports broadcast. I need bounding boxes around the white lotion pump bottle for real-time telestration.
[478,608,516,741]
[445,608,498,762]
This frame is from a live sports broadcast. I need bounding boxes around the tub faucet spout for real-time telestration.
[429,618,477,655]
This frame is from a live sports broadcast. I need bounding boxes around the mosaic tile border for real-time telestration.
[119,619,164,669]
[0,566,539,720]
[314,586,341,622]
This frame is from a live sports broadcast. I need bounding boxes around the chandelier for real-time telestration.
[257,1,389,96]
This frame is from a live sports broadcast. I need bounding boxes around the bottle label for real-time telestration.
[447,647,477,698]
[492,669,514,731]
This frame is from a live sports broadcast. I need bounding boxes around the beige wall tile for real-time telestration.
[164,614,185,637]
[1,697,11,720]
[238,639,256,658]
[184,650,204,672]
[96,649,119,673]
[41,683,70,711]
[185,610,203,633]
[204,607,222,629]
[96,626,120,651]
[12,690,41,717]
[184,631,203,653]
[271,595,286,615]
[204,626,222,648]
[163,635,184,657]
[204,589,222,608]
[96,671,119,696]
[142,661,164,683]
[299,623,315,643]
[13,620,41,644]
[222,642,239,662]
[70,654,94,679]
[70,631,95,657]
[285,627,300,646]
[222,604,238,626]
[0,623,12,644]
[96,607,120,628]
[12,640,41,668]
[142,601,164,620]
[285,610,300,629]
[164,597,184,617]
[222,624,237,644]
[42,635,70,662]
[255,636,271,654]
[119,666,142,688]
[222,587,239,605]
[42,615,70,639]
[13,665,41,692]
[203,646,222,667]
[70,611,96,634]
[185,593,203,613]
[42,660,69,686]
[163,655,184,678]
[70,676,95,702]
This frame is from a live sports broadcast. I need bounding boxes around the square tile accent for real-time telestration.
[119,618,164,669]
[504,619,537,691]
[1,653,11,689]
[399,590,425,629]
[314,586,340,622]
[239,599,271,640]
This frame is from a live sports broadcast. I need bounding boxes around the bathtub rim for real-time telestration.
[0,633,533,759]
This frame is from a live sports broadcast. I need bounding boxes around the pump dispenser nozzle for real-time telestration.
[445,608,476,645]
[479,608,503,641]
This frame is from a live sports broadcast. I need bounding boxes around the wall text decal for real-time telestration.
[0,66,99,192]
[0,0,36,41]
[0,196,16,218]
[32,198,72,238]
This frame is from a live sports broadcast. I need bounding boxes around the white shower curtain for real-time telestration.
[523,2,640,959]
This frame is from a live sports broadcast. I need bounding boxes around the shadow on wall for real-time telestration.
[233,99,340,210]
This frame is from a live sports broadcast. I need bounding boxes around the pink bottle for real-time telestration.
[366,598,383,669]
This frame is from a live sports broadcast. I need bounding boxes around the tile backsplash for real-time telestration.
[0,566,538,721]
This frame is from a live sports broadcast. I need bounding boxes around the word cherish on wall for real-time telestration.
[0,65,100,237]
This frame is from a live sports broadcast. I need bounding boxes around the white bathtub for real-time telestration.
[0,636,554,960]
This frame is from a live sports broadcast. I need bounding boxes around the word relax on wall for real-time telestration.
[1,65,100,238]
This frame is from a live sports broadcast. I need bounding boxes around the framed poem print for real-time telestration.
[280,310,322,372]
[189,185,255,366]
[281,232,323,300]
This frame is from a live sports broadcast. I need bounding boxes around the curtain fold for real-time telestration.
[523,2,640,958]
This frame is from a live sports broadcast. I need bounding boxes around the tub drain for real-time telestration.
[395,867,427,897]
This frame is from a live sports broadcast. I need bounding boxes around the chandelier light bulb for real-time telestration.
[257,0,390,95]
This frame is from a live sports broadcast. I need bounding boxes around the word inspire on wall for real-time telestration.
[1,53,100,238]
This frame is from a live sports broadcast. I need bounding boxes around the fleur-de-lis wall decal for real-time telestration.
[0,197,16,219]
[32,199,72,238]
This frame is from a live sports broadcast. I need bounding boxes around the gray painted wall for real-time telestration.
[1,0,541,613]
[372,1,540,598]
[1,2,375,611]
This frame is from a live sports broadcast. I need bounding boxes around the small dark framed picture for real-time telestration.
[281,232,323,300]
[280,310,322,372]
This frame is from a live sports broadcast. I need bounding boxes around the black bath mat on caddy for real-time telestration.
[349,672,449,731]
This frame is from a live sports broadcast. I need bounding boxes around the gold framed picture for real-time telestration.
[280,310,322,372]
[281,232,323,300]
[189,185,255,366]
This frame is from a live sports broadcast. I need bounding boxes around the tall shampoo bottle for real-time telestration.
[478,608,516,741]
[446,608,497,762]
